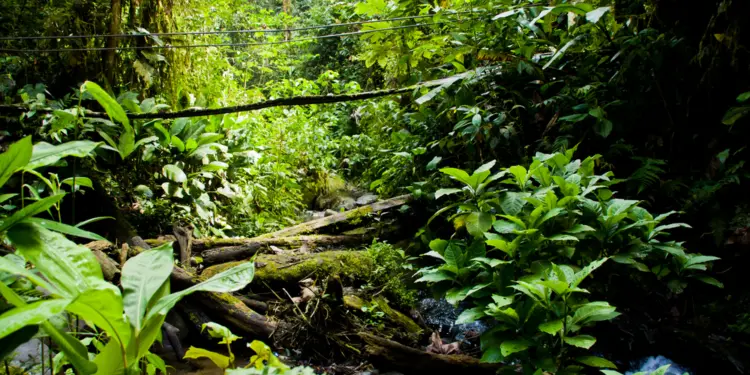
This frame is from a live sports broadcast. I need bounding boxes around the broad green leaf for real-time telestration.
[722,106,750,125]
[539,280,569,295]
[82,81,131,131]
[440,167,472,186]
[564,335,596,349]
[162,164,187,183]
[486,239,515,257]
[500,340,530,356]
[544,35,584,69]
[456,306,486,324]
[567,224,596,233]
[21,218,107,241]
[183,346,231,369]
[600,371,624,375]
[171,136,186,152]
[61,177,94,190]
[67,282,131,348]
[539,319,563,335]
[446,285,472,305]
[480,346,504,363]
[683,255,720,269]
[572,302,619,325]
[0,255,59,294]
[466,212,493,237]
[738,92,750,103]
[7,223,102,297]
[0,136,32,188]
[570,258,607,288]
[426,156,442,171]
[0,193,17,204]
[443,242,461,272]
[472,257,512,268]
[577,356,617,369]
[493,220,521,234]
[500,192,529,215]
[694,276,723,288]
[0,299,70,339]
[93,339,125,375]
[145,262,255,322]
[202,322,241,344]
[547,234,579,242]
[122,243,174,331]
[560,113,589,123]
[586,7,610,23]
[0,194,66,234]
[118,130,136,159]
[415,270,454,283]
[435,188,463,199]
[26,141,100,170]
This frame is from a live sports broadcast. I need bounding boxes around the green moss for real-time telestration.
[372,296,422,334]
[201,250,374,284]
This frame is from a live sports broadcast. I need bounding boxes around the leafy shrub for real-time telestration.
[416,149,721,373]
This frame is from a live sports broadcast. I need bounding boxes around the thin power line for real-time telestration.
[0,20,473,54]
[0,12,477,41]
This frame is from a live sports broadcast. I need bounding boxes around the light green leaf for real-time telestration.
[466,212,493,237]
[183,346,231,369]
[500,340,530,356]
[202,322,242,344]
[0,299,70,339]
[538,319,563,335]
[145,261,255,322]
[7,223,102,298]
[122,243,174,331]
[564,335,596,349]
[0,194,66,234]
[586,7,610,23]
[415,270,454,283]
[500,192,529,215]
[440,167,472,186]
[26,141,100,170]
[570,258,607,288]
[21,218,107,241]
[0,136,32,188]
[544,35,584,70]
[572,302,619,325]
[426,156,442,171]
[67,282,131,348]
[547,234,579,242]
[577,356,617,369]
[162,164,187,183]
[456,306,486,324]
[61,177,93,190]
[600,371,624,375]
[82,81,131,131]
[567,224,596,233]
[435,188,463,199]
[683,255,720,269]
[722,106,750,125]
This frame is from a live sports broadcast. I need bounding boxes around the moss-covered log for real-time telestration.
[359,333,503,375]
[201,250,374,285]
[258,195,411,238]
[145,234,369,253]
[188,292,277,337]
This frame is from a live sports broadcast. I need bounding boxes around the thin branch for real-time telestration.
[0,70,486,120]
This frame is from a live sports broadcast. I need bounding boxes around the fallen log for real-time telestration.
[145,234,368,253]
[358,333,503,375]
[85,241,277,338]
[201,250,375,285]
[197,234,368,265]
[258,195,411,238]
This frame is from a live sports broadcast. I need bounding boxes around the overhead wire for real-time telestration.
[0,17,484,54]
[0,12,478,41]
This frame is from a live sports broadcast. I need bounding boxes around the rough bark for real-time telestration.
[173,224,192,268]
[358,333,503,375]
[92,249,121,282]
[259,195,411,238]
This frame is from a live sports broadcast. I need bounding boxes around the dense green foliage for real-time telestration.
[1,0,749,373]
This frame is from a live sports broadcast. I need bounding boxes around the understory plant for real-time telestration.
[416,149,721,374]
[183,321,315,375]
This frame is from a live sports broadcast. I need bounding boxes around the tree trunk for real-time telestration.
[106,0,122,86]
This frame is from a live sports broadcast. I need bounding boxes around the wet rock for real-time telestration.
[417,296,489,342]
[335,196,357,211]
[8,339,53,375]
[356,193,379,206]
[324,209,338,217]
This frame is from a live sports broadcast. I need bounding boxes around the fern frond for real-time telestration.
[629,157,667,194]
